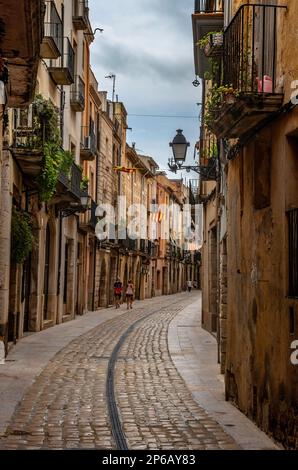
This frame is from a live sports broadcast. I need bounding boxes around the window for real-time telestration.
[288,209,298,297]
[112,144,116,166]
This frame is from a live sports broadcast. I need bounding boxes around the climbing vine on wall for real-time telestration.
[11,207,35,264]
[31,95,74,202]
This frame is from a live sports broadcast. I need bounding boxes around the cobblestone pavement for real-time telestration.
[0,293,238,450]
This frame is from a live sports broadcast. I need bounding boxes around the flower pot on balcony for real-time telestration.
[224,92,237,104]
[204,33,223,58]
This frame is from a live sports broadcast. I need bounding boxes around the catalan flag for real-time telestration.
[113,166,136,173]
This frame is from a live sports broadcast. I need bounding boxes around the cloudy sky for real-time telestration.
[89,0,201,177]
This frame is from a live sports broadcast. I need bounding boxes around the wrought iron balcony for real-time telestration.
[80,198,97,232]
[56,162,82,203]
[48,37,75,85]
[41,1,63,59]
[208,3,287,140]
[183,250,192,264]
[10,105,44,180]
[148,240,157,258]
[80,126,97,161]
[140,239,148,254]
[129,239,137,251]
[192,0,224,78]
[70,76,85,112]
[73,0,90,30]
[198,157,218,182]
[189,179,200,203]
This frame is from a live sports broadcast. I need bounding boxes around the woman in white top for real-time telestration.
[126,280,134,309]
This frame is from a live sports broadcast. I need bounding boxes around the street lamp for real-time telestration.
[168,129,219,180]
[169,129,190,167]
[61,192,91,218]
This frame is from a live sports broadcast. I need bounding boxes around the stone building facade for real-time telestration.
[0,0,94,351]
[0,0,201,360]
[192,0,298,448]
[0,0,44,355]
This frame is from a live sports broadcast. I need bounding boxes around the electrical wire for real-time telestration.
[128,114,199,119]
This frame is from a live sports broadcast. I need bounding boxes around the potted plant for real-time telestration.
[197,31,223,58]
[80,174,89,193]
[204,85,240,132]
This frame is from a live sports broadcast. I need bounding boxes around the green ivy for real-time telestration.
[197,31,222,50]
[80,174,89,192]
[11,207,35,264]
[30,95,74,202]
[37,143,74,201]
[204,85,240,131]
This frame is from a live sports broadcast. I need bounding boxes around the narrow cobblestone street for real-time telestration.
[0,292,278,451]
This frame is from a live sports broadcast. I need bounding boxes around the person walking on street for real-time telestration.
[187,280,192,293]
[126,280,134,309]
[114,278,123,309]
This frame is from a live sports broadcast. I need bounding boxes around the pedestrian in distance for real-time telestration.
[187,280,192,293]
[114,277,123,309]
[126,280,134,309]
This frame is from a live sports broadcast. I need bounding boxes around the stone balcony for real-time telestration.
[0,0,44,107]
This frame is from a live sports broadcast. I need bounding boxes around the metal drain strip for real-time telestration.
[106,299,184,450]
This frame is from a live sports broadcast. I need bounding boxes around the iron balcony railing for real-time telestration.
[70,75,85,110]
[189,179,200,200]
[12,104,44,149]
[129,239,137,251]
[148,240,155,257]
[140,239,149,254]
[89,199,97,230]
[73,0,89,29]
[49,37,75,85]
[199,157,218,181]
[58,162,82,199]
[222,4,287,94]
[71,163,82,199]
[43,0,63,55]
[81,126,97,154]
[194,0,224,14]
[199,131,219,162]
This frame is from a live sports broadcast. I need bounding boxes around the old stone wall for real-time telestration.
[225,109,298,449]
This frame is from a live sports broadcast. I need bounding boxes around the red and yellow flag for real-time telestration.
[113,166,136,173]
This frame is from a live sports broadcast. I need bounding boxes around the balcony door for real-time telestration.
[254,1,278,91]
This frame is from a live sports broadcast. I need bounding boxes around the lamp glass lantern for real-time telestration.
[80,193,91,210]
[169,129,190,167]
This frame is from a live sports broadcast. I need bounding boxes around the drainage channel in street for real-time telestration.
[106,299,183,450]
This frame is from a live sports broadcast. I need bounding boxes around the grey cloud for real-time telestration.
[93,41,192,84]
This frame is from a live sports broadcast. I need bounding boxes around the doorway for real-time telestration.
[99,259,107,307]
[43,224,51,320]
[209,227,218,333]
[23,253,32,332]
